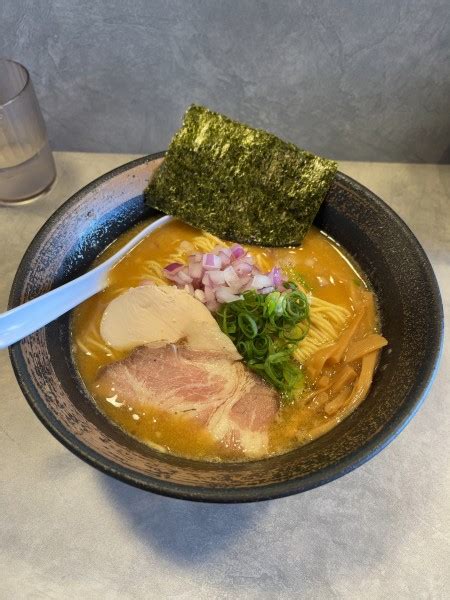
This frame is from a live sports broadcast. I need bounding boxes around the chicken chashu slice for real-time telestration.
[100,285,240,360]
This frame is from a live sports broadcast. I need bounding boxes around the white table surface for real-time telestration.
[1,153,449,600]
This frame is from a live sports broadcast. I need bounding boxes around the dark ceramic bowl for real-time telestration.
[9,153,443,502]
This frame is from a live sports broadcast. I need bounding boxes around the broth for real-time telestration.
[72,219,380,461]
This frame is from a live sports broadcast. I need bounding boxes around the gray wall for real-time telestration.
[2,0,450,162]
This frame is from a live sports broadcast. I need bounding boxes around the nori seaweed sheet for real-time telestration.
[145,105,337,246]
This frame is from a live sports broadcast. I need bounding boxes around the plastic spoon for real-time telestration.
[0,215,173,349]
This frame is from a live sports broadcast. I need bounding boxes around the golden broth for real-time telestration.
[72,219,378,461]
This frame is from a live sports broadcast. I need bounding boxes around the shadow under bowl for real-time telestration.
[8,153,444,502]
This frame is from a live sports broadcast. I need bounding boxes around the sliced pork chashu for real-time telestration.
[96,345,279,457]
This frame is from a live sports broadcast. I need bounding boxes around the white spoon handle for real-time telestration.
[1,215,173,349]
[0,267,107,350]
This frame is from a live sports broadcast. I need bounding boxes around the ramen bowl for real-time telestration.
[8,153,443,502]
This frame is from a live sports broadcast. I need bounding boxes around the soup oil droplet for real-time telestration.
[105,394,123,408]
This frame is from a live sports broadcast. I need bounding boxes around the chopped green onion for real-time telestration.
[215,283,310,400]
[237,313,258,338]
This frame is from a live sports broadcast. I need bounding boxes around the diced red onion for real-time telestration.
[208,270,227,285]
[223,266,241,289]
[270,267,283,287]
[164,262,184,274]
[215,286,243,304]
[202,253,222,270]
[203,285,216,302]
[206,298,220,312]
[219,250,231,267]
[236,274,252,289]
[188,261,203,280]
[252,273,273,290]
[230,244,246,260]
[234,261,253,276]
[234,256,253,269]
[164,243,288,311]
[240,278,255,292]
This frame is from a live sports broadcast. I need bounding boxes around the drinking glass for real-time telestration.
[0,59,56,204]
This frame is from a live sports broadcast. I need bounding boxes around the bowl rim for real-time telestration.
[8,152,445,503]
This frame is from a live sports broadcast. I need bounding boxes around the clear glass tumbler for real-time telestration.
[0,59,56,204]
